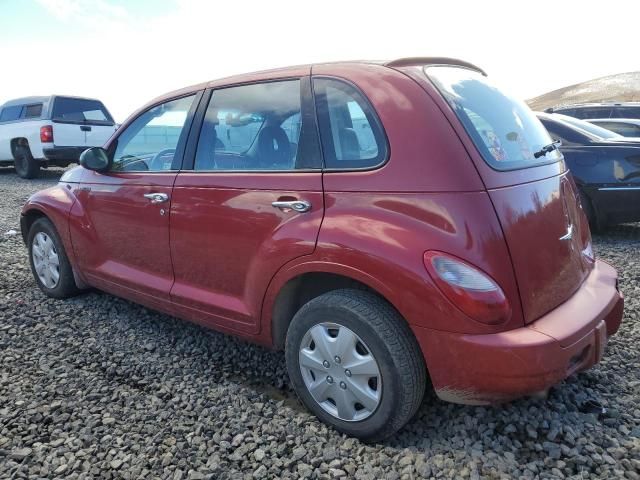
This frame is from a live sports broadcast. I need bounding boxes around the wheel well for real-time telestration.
[271,272,388,350]
[11,138,29,158]
[21,210,47,243]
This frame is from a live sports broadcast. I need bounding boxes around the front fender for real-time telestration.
[21,183,80,275]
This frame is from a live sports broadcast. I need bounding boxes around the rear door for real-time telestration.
[169,76,324,334]
[426,66,593,324]
[51,96,116,147]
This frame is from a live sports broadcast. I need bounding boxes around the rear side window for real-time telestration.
[575,107,612,119]
[596,121,640,137]
[313,78,386,169]
[195,80,312,171]
[614,107,640,119]
[24,104,43,118]
[427,66,561,170]
[0,105,22,122]
[52,97,114,125]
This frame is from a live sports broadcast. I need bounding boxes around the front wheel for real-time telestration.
[14,145,40,179]
[28,218,80,298]
[285,289,426,442]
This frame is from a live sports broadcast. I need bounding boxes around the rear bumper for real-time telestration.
[43,146,85,162]
[414,259,623,405]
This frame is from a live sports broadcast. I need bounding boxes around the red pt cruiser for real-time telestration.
[21,58,624,441]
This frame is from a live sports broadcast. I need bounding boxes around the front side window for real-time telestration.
[0,105,22,122]
[52,97,114,125]
[428,66,562,170]
[195,80,303,171]
[112,95,196,172]
[313,78,386,169]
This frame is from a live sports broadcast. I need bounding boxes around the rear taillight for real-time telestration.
[423,251,511,325]
[40,125,53,143]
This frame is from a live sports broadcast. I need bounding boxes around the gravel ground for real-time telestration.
[0,166,639,480]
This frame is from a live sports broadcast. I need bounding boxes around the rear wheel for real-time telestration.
[28,218,80,298]
[14,145,40,179]
[285,289,426,442]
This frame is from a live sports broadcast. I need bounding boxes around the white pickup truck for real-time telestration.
[0,95,117,178]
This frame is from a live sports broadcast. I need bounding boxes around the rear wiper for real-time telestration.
[533,139,562,158]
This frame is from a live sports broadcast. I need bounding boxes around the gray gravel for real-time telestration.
[1,166,639,479]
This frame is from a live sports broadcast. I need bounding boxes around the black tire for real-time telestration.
[578,189,603,233]
[285,289,426,442]
[14,145,40,179]
[27,217,81,299]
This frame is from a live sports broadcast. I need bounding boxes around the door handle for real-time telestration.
[80,125,92,132]
[271,200,311,213]
[144,192,169,204]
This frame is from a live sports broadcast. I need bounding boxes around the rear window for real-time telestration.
[427,66,561,171]
[52,97,114,125]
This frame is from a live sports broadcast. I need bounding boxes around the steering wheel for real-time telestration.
[148,148,176,171]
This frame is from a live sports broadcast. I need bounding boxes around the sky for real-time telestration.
[0,0,638,122]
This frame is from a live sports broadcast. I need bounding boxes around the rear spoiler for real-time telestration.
[384,57,487,76]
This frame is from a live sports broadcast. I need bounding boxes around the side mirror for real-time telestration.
[79,147,110,172]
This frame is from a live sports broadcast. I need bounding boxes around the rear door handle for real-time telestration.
[80,125,92,132]
[144,192,169,204]
[271,200,311,213]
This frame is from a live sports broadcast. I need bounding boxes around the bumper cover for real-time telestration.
[414,260,623,405]
[43,146,86,162]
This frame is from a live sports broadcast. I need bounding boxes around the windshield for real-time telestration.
[426,66,561,170]
[553,113,622,139]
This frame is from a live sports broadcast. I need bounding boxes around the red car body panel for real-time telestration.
[414,260,623,404]
[169,172,324,335]
[21,59,624,405]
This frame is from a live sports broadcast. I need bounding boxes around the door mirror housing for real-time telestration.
[80,147,110,172]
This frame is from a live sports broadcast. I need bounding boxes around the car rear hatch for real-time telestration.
[51,96,116,147]
[425,65,594,324]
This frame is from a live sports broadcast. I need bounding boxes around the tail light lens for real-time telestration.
[423,251,511,325]
[40,125,54,143]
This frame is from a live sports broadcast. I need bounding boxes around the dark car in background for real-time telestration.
[546,102,640,120]
[537,112,640,230]
[588,118,640,137]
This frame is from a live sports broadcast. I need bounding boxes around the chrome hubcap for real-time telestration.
[299,322,381,422]
[32,232,60,289]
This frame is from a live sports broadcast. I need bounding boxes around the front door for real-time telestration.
[72,93,201,301]
[169,78,324,334]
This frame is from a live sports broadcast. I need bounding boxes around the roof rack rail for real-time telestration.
[384,57,487,76]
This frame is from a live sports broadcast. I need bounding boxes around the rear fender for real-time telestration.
[261,191,524,347]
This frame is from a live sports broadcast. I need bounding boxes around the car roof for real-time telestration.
[142,57,485,110]
[589,118,640,124]
[1,96,50,108]
[553,102,640,109]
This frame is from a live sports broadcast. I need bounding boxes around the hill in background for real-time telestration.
[527,71,640,111]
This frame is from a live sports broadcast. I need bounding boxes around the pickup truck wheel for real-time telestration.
[14,145,40,179]
[28,218,80,298]
[285,289,426,442]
